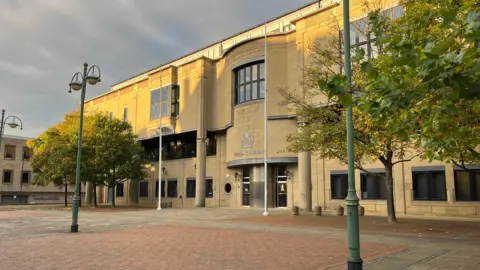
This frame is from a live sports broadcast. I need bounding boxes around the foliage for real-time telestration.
[86,115,148,207]
[358,0,480,168]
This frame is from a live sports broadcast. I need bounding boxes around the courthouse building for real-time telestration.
[85,0,480,217]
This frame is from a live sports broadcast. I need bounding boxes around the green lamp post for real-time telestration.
[0,110,24,152]
[342,0,363,269]
[68,63,101,233]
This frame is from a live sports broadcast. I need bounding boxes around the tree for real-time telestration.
[28,127,76,207]
[88,115,148,207]
[361,0,480,171]
[280,13,420,222]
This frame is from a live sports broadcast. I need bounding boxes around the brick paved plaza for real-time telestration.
[0,207,479,270]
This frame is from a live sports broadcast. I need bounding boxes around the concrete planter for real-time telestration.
[336,205,344,216]
[359,206,365,216]
[291,206,299,216]
[314,206,322,216]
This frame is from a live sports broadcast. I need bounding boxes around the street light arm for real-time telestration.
[2,115,23,130]
[87,65,101,80]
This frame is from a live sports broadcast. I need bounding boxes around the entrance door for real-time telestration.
[242,167,250,206]
[277,182,287,207]
[275,165,288,207]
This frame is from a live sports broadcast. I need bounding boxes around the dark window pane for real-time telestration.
[431,171,447,200]
[155,180,165,197]
[186,179,196,198]
[252,82,258,99]
[21,172,30,184]
[139,181,149,197]
[3,171,12,183]
[413,172,429,200]
[116,183,124,197]
[331,174,348,199]
[168,180,178,198]
[455,171,471,201]
[206,179,213,198]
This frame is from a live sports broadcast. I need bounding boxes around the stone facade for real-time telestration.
[86,0,480,217]
[0,135,83,205]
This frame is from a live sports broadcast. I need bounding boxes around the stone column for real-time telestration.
[195,71,207,207]
[297,117,312,211]
[85,181,93,205]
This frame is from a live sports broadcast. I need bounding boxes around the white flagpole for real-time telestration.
[263,22,269,217]
[157,77,163,210]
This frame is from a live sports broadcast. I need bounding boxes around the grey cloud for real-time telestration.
[0,0,311,138]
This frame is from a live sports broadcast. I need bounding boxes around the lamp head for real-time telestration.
[69,81,82,91]
[86,74,100,85]
[7,122,18,129]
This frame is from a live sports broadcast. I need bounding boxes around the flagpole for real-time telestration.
[263,22,269,217]
[157,76,163,210]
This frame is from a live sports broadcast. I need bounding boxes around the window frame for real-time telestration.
[412,170,447,201]
[454,169,480,202]
[205,178,213,198]
[234,60,265,104]
[21,171,30,184]
[123,107,128,122]
[4,144,16,160]
[186,179,196,198]
[139,181,149,198]
[150,86,171,121]
[167,179,178,198]
[330,173,348,200]
[116,182,124,197]
[360,172,387,200]
[2,170,13,184]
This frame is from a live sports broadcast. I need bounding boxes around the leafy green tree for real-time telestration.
[281,14,421,222]
[87,115,148,207]
[360,0,480,171]
[28,127,77,206]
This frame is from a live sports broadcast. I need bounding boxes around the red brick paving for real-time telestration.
[0,225,406,270]
[229,214,480,239]
[0,211,51,219]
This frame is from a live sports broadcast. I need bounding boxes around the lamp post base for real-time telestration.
[71,224,79,233]
[262,211,269,216]
[347,259,363,270]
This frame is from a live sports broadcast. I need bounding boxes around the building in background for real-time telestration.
[0,135,82,205]
[85,0,480,217]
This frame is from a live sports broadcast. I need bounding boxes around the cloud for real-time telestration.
[0,0,312,138]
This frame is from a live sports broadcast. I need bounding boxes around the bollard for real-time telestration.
[168,201,173,208]
[291,206,299,216]
[337,205,344,216]
[314,206,322,216]
[358,206,365,216]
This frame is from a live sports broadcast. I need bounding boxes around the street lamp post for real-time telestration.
[342,0,363,269]
[0,109,24,153]
[68,62,101,233]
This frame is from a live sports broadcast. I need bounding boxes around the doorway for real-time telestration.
[242,167,250,206]
[275,165,288,207]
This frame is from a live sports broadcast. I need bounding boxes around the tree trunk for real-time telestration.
[64,179,68,207]
[93,183,98,207]
[385,163,398,223]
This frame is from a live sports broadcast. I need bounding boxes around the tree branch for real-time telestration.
[392,152,424,166]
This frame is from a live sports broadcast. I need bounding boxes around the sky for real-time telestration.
[0,0,313,138]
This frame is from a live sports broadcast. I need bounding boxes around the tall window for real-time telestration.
[116,182,124,197]
[123,107,128,122]
[155,180,166,197]
[206,179,213,198]
[412,169,447,201]
[340,6,404,68]
[150,86,170,120]
[454,169,480,201]
[4,145,15,159]
[23,147,33,160]
[360,172,387,200]
[331,173,348,200]
[21,171,30,184]
[235,61,265,104]
[2,170,12,184]
[171,84,180,117]
[139,181,149,197]
[242,167,250,183]
[186,179,196,198]
[109,112,113,120]
[168,179,178,198]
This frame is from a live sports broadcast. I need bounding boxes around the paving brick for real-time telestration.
[0,225,404,270]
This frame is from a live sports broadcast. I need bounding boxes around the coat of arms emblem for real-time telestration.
[241,132,254,149]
